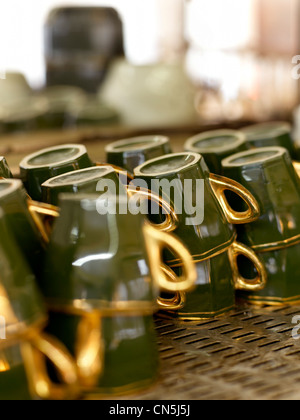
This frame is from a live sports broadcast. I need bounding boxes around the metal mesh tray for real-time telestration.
[112,301,300,401]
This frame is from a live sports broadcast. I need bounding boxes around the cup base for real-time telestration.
[156,305,236,321]
[82,377,159,399]
[239,294,300,306]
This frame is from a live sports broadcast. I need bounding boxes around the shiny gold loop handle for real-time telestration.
[27,199,60,244]
[209,173,260,225]
[127,186,178,233]
[75,314,104,389]
[143,224,197,293]
[228,241,267,292]
[157,266,186,311]
[96,162,134,182]
[22,333,79,400]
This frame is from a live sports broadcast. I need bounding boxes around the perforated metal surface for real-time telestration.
[114,301,300,400]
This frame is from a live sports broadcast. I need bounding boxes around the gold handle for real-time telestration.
[96,162,134,182]
[228,241,267,292]
[22,333,79,400]
[75,313,104,389]
[27,199,60,243]
[157,266,186,311]
[127,186,178,233]
[143,224,197,294]
[209,173,260,224]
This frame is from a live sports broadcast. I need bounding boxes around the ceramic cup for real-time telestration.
[184,129,248,175]
[0,214,78,400]
[133,152,266,318]
[241,121,298,159]
[19,144,94,201]
[222,146,300,305]
[40,195,196,395]
[105,135,172,174]
[0,179,60,279]
[0,157,13,178]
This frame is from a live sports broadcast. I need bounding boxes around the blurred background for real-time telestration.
[0,0,300,135]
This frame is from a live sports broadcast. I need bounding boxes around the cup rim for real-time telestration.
[222,146,287,168]
[0,178,23,198]
[105,135,170,154]
[41,166,116,188]
[134,152,201,177]
[241,121,291,142]
[184,129,246,154]
[19,144,89,170]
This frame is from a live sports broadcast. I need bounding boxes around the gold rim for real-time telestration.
[161,305,236,320]
[252,233,300,253]
[27,199,60,244]
[240,294,300,306]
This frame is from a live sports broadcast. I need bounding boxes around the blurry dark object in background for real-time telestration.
[44,7,125,93]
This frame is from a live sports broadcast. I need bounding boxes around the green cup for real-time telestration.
[133,152,266,319]
[184,129,248,175]
[0,157,13,178]
[0,179,61,279]
[105,135,172,174]
[241,121,298,159]
[222,146,300,305]
[0,214,78,400]
[19,144,94,201]
[41,166,125,206]
[41,195,196,395]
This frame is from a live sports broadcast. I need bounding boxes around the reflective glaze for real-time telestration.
[0,212,45,334]
[238,243,300,304]
[0,157,13,178]
[134,152,236,260]
[106,136,172,174]
[184,130,248,175]
[0,179,46,280]
[0,344,32,400]
[241,121,297,159]
[222,147,300,247]
[41,166,126,206]
[46,313,159,395]
[19,144,93,201]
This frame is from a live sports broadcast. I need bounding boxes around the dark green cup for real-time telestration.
[0,179,59,279]
[41,166,126,206]
[166,241,267,319]
[19,144,94,201]
[134,152,260,262]
[184,129,248,175]
[105,135,172,174]
[133,152,266,319]
[222,146,300,305]
[241,121,297,159]
[41,195,196,395]
[222,147,300,249]
[0,215,78,400]
[0,157,13,178]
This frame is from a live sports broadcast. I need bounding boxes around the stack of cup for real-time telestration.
[222,146,300,305]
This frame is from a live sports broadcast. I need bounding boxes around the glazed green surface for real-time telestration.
[0,181,46,280]
[46,313,159,392]
[20,149,93,201]
[0,157,13,178]
[238,243,300,302]
[106,137,172,173]
[222,148,300,247]
[0,344,32,400]
[169,251,235,319]
[41,197,155,303]
[42,168,126,206]
[134,154,235,259]
[0,213,45,328]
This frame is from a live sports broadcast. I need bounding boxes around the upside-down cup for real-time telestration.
[0,215,78,400]
[40,195,196,396]
[19,144,94,201]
